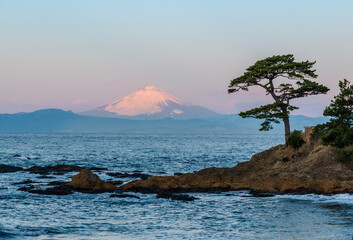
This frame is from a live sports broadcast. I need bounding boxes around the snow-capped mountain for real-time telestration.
[81,85,218,119]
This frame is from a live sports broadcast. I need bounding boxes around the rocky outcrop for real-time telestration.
[156,192,198,201]
[25,185,74,195]
[18,170,118,195]
[66,169,117,192]
[0,164,23,173]
[25,165,83,175]
[120,128,353,194]
[24,165,107,175]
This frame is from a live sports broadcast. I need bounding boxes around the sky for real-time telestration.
[1,0,352,116]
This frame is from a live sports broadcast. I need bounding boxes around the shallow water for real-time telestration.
[0,133,352,239]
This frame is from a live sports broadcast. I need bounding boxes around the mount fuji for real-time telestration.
[81,86,219,119]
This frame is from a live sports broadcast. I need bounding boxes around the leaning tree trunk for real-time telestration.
[283,117,291,147]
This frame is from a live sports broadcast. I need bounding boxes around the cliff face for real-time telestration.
[120,128,353,194]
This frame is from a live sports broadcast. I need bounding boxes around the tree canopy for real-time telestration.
[314,79,353,148]
[228,54,329,145]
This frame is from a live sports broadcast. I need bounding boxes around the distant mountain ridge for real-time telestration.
[0,108,329,133]
[81,85,218,119]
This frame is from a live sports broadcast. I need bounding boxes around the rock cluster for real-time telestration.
[18,169,118,195]
[4,164,154,196]
[8,128,353,197]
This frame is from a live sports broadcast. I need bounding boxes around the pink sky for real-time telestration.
[1,1,352,116]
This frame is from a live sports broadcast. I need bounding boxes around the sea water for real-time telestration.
[0,133,352,239]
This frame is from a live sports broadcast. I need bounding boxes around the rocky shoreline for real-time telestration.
[2,128,353,199]
[120,128,353,195]
[1,162,198,200]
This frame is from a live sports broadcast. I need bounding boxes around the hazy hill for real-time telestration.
[0,109,329,134]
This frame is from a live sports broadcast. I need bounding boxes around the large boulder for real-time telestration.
[120,128,353,195]
[67,169,117,192]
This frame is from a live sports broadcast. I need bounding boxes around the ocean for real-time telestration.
[0,133,352,239]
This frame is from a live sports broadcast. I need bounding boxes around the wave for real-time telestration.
[0,229,17,239]
[275,193,353,205]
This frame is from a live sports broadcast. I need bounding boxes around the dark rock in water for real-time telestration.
[0,164,23,173]
[18,181,73,195]
[120,185,231,194]
[12,154,31,159]
[36,175,55,179]
[66,169,117,193]
[248,190,275,198]
[277,187,322,195]
[13,180,38,185]
[18,169,118,195]
[107,172,151,180]
[47,181,67,186]
[110,194,141,199]
[107,180,123,186]
[28,185,74,195]
[174,172,183,176]
[89,167,109,171]
[156,191,197,201]
[25,164,83,175]
[18,185,35,191]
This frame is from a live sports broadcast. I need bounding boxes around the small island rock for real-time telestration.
[0,164,23,173]
[66,169,117,192]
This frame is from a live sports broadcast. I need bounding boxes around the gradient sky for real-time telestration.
[1,0,352,116]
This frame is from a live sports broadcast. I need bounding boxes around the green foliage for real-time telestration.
[239,102,298,131]
[337,148,353,163]
[228,54,329,143]
[324,79,353,123]
[314,79,353,148]
[228,55,319,95]
[287,130,305,149]
[321,126,353,148]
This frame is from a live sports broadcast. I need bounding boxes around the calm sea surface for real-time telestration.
[0,133,352,239]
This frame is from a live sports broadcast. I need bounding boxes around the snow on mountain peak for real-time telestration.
[143,85,160,91]
[104,85,189,116]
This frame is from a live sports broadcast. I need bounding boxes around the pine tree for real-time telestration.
[228,54,330,145]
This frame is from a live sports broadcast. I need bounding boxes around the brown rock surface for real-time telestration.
[120,128,353,194]
[67,169,117,191]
